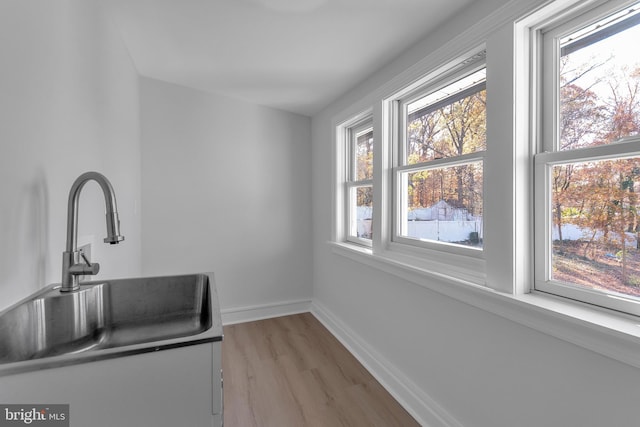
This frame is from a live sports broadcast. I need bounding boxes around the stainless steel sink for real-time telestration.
[0,273,222,376]
[0,285,107,363]
[104,275,212,347]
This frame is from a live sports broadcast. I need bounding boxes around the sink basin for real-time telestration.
[104,275,212,347]
[0,273,221,376]
[0,285,107,363]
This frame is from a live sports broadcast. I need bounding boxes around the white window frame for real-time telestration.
[391,62,487,258]
[335,112,374,248]
[533,0,640,316]
[346,120,374,247]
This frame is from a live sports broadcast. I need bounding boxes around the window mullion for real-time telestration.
[535,139,640,165]
[396,152,485,174]
[348,179,374,187]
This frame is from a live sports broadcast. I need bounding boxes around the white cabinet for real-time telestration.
[0,342,223,427]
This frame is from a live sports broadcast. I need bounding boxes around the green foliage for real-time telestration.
[561,207,581,219]
[628,275,640,287]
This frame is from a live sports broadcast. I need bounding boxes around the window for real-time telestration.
[333,54,487,280]
[394,65,486,253]
[345,118,374,246]
[535,0,640,315]
[328,0,640,371]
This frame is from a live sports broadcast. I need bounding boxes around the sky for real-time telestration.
[563,4,640,102]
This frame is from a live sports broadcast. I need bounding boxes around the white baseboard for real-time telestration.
[221,299,312,325]
[311,301,464,427]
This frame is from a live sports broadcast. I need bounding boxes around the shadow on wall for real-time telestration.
[0,170,49,297]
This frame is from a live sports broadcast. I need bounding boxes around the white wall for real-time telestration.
[311,1,640,426]
[140,78,313,314]
[0,0,142,311]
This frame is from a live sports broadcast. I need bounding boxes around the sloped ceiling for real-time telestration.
[105,0,477,116]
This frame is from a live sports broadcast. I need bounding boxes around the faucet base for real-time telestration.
[61,250,99,292]
[59,284,80,293]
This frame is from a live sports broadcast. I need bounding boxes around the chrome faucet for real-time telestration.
[61,172,124,292]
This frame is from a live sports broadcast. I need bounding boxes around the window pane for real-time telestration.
[551,157,640,299]
[351,186,373,240]
[559,4,640,150]
[406,70,486,165]
[355,129,373,181]
[401,162,483,247]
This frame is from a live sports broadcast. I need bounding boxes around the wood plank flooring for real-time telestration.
[222,313,420,427]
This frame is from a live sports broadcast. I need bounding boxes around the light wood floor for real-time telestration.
[222,313,420,427]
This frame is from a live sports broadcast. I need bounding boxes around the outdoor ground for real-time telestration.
[553,240,640,298]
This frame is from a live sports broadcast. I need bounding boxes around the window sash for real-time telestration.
[344,119,373,246]
[392,65,486,256]
[398,66,487,167]
[535,0,640,315]
[534,141,640,308]
[348,123,374,182]
[394,154,484,256]
[540,0,640,153]
[346,181,373,246]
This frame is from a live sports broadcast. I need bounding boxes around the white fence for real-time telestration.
[357,219,482,242]
[406,220,482,242]
[360,220,638,244]
[552,224,637,243]
[357,220,372,239]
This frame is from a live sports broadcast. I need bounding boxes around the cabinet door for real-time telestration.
[0,344,215,427]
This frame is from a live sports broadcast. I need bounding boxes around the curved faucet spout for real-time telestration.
[61,172,125,292]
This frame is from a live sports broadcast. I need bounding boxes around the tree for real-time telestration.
[406,89,486,214]
[441,91,486,208]
[552,59,607,246]
[355,130,373,207]
[602,66,640,143]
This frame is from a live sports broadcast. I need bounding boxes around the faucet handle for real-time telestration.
[80,252,92,266]
[68,252,100,276]
[86,262,100,275]
[69,262,100,276]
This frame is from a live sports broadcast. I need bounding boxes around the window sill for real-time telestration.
[331,241,486,287]
[509,292,640,368]
[330,241,640,369]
